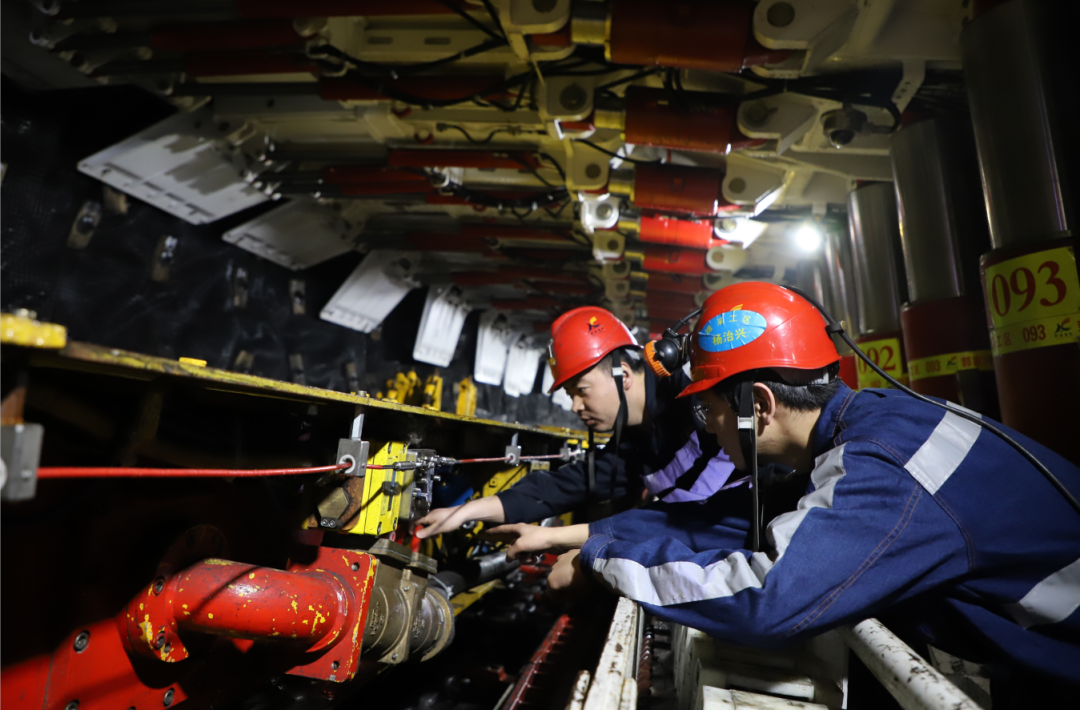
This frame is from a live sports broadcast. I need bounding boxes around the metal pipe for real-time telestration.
[839,619,981,710]
[171,560,348,646]
[890,119,989,303]
[847,183,905,336]
[961,0,1074,249]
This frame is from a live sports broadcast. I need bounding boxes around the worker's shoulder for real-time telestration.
[834,388,949,451]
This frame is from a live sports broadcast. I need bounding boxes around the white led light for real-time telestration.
[795,223,823,252]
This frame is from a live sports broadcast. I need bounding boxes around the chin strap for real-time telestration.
[587,428,596,495]
[611,364,628,500]
[734,381,762,552]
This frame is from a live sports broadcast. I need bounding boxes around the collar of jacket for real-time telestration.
[810,381,857,459]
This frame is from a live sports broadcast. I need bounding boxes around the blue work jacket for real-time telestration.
[580,383,1080,684]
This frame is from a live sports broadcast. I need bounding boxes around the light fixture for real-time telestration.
[795,222,823,252]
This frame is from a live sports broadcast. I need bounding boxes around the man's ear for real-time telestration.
[620,361,634,391]
[753,383,778,425]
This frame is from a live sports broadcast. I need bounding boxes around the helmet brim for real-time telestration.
[677,377,722,398]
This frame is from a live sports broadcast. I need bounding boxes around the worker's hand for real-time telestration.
[414,496,506,539]
[546,549,595,603]
[487,523,590,560]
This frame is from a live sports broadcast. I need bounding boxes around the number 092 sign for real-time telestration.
[983,246,1080,357]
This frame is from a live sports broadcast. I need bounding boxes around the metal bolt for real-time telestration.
[392,653,400,661]
[403,586,411,592]
[64,702,79,710]
[73,631,90,653]
[607,239,620,251]
[596,203,613,219]
[163,688,175,707]
[743,101,771,127]
[559,84,588,112]
[163,643,172,654]
[153,577,165,595]
[351,562,360,571]
[331,661,340,670]
[155,633,167,650]
[585,163,602,179]
[728,178,747,194]
[767,2,795,27]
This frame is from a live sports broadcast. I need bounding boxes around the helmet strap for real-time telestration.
[611,364,628,499]
[734,380,762,552]
[587,428,596,495]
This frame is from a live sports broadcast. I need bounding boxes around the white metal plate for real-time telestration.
[413,285,471,367]
[78,106,269,225]
[474,310,515,386]
[502,332,543,398]
[320,250,420,334]
[223,200,368,270]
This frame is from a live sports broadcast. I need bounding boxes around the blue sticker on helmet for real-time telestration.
[698,310,768,352]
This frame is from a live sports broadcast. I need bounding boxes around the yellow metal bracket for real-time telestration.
[1,312,67,349]
[344,441,410,536]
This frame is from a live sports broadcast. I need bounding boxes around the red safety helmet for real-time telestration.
[548,307,639,393]
[679,282,839,398]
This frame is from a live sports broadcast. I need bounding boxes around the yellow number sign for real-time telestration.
[855,337,906,390]
[984,246,1079,356]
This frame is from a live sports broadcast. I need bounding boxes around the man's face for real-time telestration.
[564,365,621,432]
[697,389,746,469]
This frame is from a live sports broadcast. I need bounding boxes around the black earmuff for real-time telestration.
[644,308,702,378]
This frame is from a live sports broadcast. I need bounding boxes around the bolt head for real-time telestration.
[73,631,90,653]
[155,634,167,650]
[163,688,175,707]
[153,577,165,595]
[65,702,79,710]
[559,84,588,112]
[392,653,400,661]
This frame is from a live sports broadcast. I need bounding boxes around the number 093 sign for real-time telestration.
[983,246,1080,357]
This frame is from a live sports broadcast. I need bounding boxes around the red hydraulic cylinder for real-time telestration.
[624,86,763,155]
[638,215,722,249]
[979,238,1080,462]
[632,164,734,217]
[641,246,714,275]
[901,296,997,413]
[608,0,788,72]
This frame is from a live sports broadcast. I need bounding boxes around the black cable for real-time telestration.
[577,140,662,165]
[780,285,1080,518]
[535,152,567,184]
[310,39,506,80]
[478,0,507,39]
[596,68,661,92]
[435,0,504,41]
[436,123,515,145]
[513,157,558,188]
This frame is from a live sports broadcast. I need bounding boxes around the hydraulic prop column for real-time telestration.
[962,0,1080,462]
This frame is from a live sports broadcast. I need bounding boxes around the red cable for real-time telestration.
[37,463,350,479]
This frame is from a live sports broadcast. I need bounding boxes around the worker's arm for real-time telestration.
[642,431,738,503]
[574,441,970,647]
[591,483,752,550]
[494,445,629,523]
[415,495,505,538]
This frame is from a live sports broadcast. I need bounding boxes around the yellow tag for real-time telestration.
[855,337,905,390]
[984,246,1080,356]
[908,350,993,381]
[178,357,207,367]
